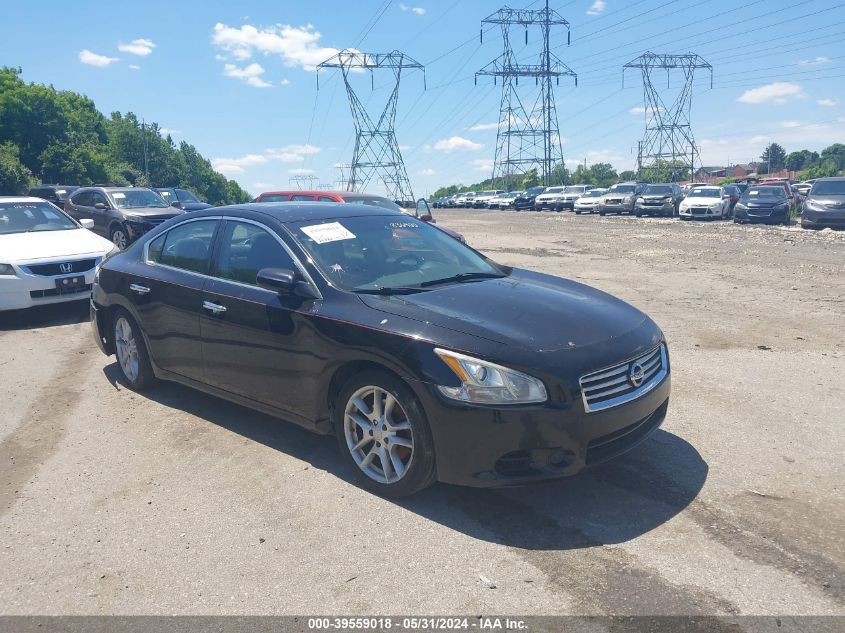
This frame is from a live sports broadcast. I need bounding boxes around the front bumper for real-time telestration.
[0,267,97,311]
[733,206,789,223]
[679,205,721,218]
[637,201,674,215]
[597,202,633,214]
[533,199,558,210]
[801,206,845,229]
[420,371,671,487]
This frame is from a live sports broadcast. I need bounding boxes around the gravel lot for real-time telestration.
[0,210,843,617]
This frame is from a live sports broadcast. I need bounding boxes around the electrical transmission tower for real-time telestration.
[317,50,424,201]
[289,175,319,190]
[623,52,712,182]
[476,0,576,190]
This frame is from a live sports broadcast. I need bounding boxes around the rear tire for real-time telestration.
[334,371,436,498]
[112,308,155,391]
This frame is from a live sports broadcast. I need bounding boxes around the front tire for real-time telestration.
[110,224,129,250]
[334,371,436,498]
[112,308,155,390]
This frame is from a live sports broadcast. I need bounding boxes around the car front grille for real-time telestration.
[24,258,98,276]
[747,207,773,216]
[690,207,708,215]
[579,344,667,413]
[606,198,623,204]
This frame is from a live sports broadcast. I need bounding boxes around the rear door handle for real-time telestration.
[202,300,227,315]
[129,283,150,295]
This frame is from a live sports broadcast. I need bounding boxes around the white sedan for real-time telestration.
[0,197,117,311]
[679,186,730,220]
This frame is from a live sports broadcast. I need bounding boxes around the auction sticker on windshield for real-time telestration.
[301,222,356,244]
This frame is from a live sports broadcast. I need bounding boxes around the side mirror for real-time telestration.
[256,268,296,294]
[93,202,107,210]
[79,218,95,229]
[171,201,182,209]
[416,198,432,221]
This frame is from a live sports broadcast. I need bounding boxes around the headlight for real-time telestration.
[623,196,633,203]
[434,348,547,404]
[735,203,747,210]
[123,215,146,224]
[775,202,789,210]
[0,263,16,276]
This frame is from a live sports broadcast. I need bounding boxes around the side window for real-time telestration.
[91,192,108,207]
[214,221,296,286]
[290,194,316,202]
[147,232,166,263]
[157,220,218,274]
[258,194,289,202]
[318,196,337,202]
[72,192,92,207]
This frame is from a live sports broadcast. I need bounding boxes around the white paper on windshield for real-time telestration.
[112,192,126,199]
[301,221,356,244]
[56,189,66,194]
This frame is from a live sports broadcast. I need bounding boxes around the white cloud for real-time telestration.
[418,168,436,176]
[212,144,321,174]
[472,159,494,172]
[781,121,802,128]
[288,168,315,175]
[629,106,646,114]
[211,154,269,175]
[750,135,769,143]
[398,144,412,151]
[253,182,275,189]
[118,38,155,56]
[468,122,499,131]
[433,136,483,152]
[128,64,141,70]
[159,128,182,136]
[280,79,291,86]
[737,82,805,105]
[799,56,831,66]
[275,144,320,155]
[587,1,606,16]
[211,22,340,71]
[78,49,119,67]
[399,4,426,15]
[818,98,839,107]
[223,63,272,88]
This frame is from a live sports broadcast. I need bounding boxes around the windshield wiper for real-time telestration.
[420,272,506,287]
[353,285,426,295]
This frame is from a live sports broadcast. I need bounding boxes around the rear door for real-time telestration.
[67,191,94,224]
[199,218,318,415]
[131,218,221,381]
[90,191,112,237]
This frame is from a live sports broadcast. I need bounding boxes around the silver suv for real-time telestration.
[65,187,183,249]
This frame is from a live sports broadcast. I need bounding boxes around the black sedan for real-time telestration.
[91,203,671,497]
[733,186,792,225]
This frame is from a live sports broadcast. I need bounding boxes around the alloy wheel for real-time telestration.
[114,316,139,382]
[111,228,128,250]
[343,386,414,484]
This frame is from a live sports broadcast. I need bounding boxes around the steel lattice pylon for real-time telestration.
[317,50,424,201]
[624,52,712,182]
[476,1,576,189]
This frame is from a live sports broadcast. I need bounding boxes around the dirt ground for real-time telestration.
[0,210,843,617]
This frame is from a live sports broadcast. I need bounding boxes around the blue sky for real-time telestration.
[2,0,843,196]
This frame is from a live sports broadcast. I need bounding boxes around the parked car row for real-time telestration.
[429,177,844,229]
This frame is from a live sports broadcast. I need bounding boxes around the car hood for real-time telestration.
[182,202,213,211]
[809,195,845,208]
[641,195,672,200]
[0,228,112,262]
[683,196,720,204]
[358,268,649,354]
[118,206,184,217]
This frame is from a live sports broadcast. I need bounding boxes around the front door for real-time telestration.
[199,219,318,416]
[131,218,220,381]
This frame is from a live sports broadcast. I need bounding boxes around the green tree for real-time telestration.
[819,143,845,171]
[618,170,637,181]
[39,141,108,184]
[785,150,819,172]
[0,141,34,195]
[571,164,591,184]
[588,163,618,187]
[760,143,786,171]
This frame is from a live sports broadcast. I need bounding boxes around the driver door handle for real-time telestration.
[202,300,227,315]
[129,283,150,295]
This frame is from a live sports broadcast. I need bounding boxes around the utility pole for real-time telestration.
[476,1,576,189]
[624,52,712,183]
[317,50,424,201]
[141,118,149,181]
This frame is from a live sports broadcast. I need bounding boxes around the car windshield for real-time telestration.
[609,185,635,193]
[644,186,673,195]
[690,189,721,198]
[583,190,604,198]
[526,186,546,195]
[563,186,583,193]
[289,215,505,293]
[157,189,175,202]
[176,189,200,203]
[0,201,78,235]
[111,190,169,209]
[343,196,403,212]
[812,180,845,196]
[744,187,786,200]
[544,187,564,194]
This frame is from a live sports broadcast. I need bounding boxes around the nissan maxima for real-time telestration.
[91,202,671,497]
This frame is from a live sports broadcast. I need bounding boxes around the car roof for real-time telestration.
[0,196,53,203]
[200,201,403,223]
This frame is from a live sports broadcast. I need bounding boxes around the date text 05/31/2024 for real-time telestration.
[307,617,528,630]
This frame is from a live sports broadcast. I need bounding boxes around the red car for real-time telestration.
[254,190,465,242]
